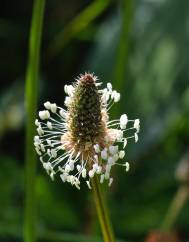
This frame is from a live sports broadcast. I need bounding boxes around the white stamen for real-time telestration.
[113,92,120,103]
[135,133,138,143]
[120,114,128,129]
[125,162,130,172]
[35,119,40,126]
[47,121,53,130]
[82,168,87,178]
[44,101,51,110]
[107,82,112,90]
[39,110,50,120]
[89,169,95,178]
[37,126,44,136]
[119,150,125,159]
[64,97,71,106]
[59,109,66,118]
[134,119,140,133]
[101,149,108,160]
[50,103,57,113]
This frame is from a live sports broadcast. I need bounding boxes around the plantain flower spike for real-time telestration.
[34,73,140,189]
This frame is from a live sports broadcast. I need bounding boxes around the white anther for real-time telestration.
[47,121,53,130]
[64,85,74,96]
[47,139,54,147]
[59,109,66,118]
[44,101,51,110]
[119,150,125,159]
[34,135,40,143]
[105,171,110,180]
[60,173,68,182]
[86,180,92,189]
[89,169,95,178]
[43,162,52,173]
[120,114,128,129]
[65,164,71,173]
[64,97,71,106]
[107,82,112,90]
[135,133,138,143]
[39,110,50,120]
[35,119,40,126]
[77,164,81,171]
[108,156,115,165]
[125,162,130,172]
[93,163,98,171]
[47,149,51,156]
[113,154,119,162]
[134,119,140,133]
[50,103,57,113]
[101,149,108,160]
[113,92,120,103]
[40,144,45,152]
[35,147,42,156]
[94,155,99,162]
[96,166,102,174]
[37,126,44,136]
[51,149,57,158]
[82,168,87,178]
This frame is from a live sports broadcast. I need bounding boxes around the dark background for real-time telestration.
[0,0,189,241]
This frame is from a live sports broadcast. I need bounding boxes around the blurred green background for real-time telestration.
[0,0,189,241]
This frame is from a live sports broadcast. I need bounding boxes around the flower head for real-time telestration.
[34,73,140,189]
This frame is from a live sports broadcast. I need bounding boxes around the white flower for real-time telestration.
[34,73,140,189]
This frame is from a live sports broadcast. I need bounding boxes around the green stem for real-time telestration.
[24,1,45,242]
[161,185,189,231]
[91,176,115,242]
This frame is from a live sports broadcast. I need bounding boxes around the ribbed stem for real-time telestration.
[161,185,189,231]
[92,176,115,242]
[24,1,45,242]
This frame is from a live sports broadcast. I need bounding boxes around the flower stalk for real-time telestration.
[24,0,45,242]
[92,175,115,242]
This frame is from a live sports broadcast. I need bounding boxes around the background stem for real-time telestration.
[24,1,45,242]
[91,176,115,242]
[161,185,189,231]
